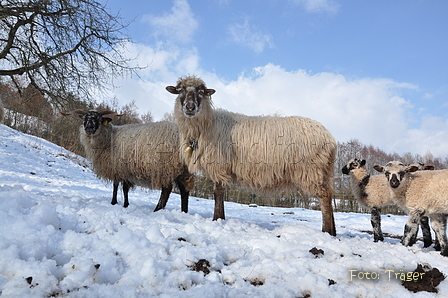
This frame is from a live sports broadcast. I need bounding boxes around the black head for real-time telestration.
[60,109,123,136]
[341,159,366,175]
[80,111,113,136]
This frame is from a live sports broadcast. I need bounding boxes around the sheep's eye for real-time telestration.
[399,171,405,179]
[385,172,390,179]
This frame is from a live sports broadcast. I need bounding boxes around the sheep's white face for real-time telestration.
[374,161,416,189]
[383,161,406,188]
[166,80,215,118]
[341,158,366,175]
[373,161,434,188]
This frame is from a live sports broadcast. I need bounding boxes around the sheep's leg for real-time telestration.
[434,233,441,251]
[402,210,423,246]
[429,213,448,256]
[175,177,189,213]
[213,182,225,221]
[154,185,172,212]
[419,215,433,248]
[371,207,384,242]
[111,181,119,205]
[318,188,336,236]
[122,181,131,208]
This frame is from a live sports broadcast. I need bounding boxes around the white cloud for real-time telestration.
[402,116,448,157]
[107,44,447,158]
[143,0,198,44]
[290,0,339,14]
[228,18,274,53]
[208,64,416,154]
[97,42,204,118]
[424,93,434,99]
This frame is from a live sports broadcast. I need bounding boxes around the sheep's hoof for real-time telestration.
[185,146,193,154]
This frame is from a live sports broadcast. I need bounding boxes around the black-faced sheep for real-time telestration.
[166,75,337,236]
[61,109,194,212]
[0,98,4,123]
[342,159,434,246]
[374,161,448,256]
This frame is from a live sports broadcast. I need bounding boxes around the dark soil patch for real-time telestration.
[309,247,324,258]
[402,264,445,293]
[244,278,264,286]
[190,259,211,276]
[25,276,33,285]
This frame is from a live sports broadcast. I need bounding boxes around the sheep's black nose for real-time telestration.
[84,119,98,135]
[186,102,195,111]
[389,175,400,188]
[85,125,97,135]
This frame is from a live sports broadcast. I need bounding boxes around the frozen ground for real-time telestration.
[0,123,447,297]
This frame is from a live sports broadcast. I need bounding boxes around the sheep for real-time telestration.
[342,158,434,246]
[0,98,4,123]
[166,75,337,236]
[374,161,448,256]
[61,109,194,212]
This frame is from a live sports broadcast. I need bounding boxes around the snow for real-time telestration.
[0,123,447,297]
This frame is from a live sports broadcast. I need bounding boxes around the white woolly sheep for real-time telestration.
[342,158,434,246]
[166,75,337,236]
[61,109,194,211]
[374,161,448,256]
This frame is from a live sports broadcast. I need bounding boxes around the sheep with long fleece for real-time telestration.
[374,161,448,256]
[166,75,337,236]
[342,159,434,245]
[61,109,194,212]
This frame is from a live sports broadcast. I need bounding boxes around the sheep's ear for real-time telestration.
[423,165,435,170]
[166,86,179,94]
[205,88,216,96]
[360,159,366,166]
[406,166,419,173]
[102,117,112,126]
[373,165,384,173]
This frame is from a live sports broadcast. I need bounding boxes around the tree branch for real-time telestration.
[0,0,138,105]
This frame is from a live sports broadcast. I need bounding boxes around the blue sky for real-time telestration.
[100,0,448,158]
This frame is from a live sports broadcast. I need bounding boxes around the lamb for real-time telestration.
[342,159,434,245]
[61,109,194,212]
[166,75,337,236]
[374,161,448,256]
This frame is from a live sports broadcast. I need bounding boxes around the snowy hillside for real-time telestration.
[0,123,447,297]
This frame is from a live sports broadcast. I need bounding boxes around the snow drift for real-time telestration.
[0,123,447,297]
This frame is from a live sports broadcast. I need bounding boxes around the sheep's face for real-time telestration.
[166,78,215,118]
[341,159,366,175]
[373,161,419,189]
[80,111,112,136]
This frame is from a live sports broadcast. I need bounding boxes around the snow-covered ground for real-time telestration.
[1,123,447,297]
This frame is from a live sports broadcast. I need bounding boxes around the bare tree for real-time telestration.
[141,111,153,123]
[0,0,138,107]
[162,111,175,122]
